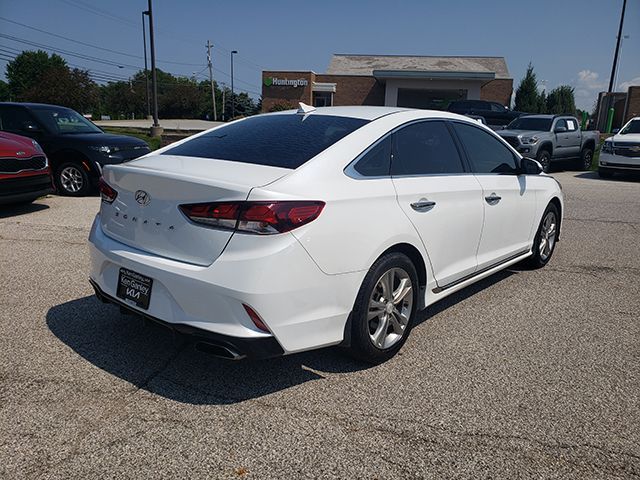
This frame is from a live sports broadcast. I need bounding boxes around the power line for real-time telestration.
[0,16,207,67]
[53,0,268,73]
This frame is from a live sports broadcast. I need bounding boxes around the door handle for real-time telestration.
[410,199,436,212]
[485,193,502,205]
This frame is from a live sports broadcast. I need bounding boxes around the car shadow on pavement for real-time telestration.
[47,270,515,405]
[0,201,49,218]
[575,171,640,182]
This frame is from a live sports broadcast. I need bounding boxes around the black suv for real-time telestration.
[0,103,150,196]
[447,100,523,128]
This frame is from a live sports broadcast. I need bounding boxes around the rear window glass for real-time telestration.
[162,114,369,169]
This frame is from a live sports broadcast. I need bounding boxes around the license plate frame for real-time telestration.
[116,267,153,310]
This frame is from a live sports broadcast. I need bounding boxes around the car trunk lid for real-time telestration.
[99,155,291,265]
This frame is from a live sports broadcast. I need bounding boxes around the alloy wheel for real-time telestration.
[60,165,84,193]
[539,211,557,262]
[367,268,413,349]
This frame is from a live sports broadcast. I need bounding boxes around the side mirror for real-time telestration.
[612,128,620,134]
[521,157,543,175]
[554,126,567,134]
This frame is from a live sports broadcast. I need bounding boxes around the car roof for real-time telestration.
[0,102,71,109]
[266,105,478,122]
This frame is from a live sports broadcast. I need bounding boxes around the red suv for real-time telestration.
[0,131,54,205]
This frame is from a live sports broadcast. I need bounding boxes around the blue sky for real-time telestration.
[1,0,638,110]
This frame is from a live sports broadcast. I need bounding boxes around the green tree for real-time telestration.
[21,66,99,113]
[514,63,541,113]
[6,50,67,100]
[537,90,547,114]
[545,86,576,115]
[0,80,9,101]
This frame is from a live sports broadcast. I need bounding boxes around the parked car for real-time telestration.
[89,105,563,363]
[599,117,640,178]
[498,114,600,172]
[0,131,54,205]
[0,103,150,196]
[447,100,522,128]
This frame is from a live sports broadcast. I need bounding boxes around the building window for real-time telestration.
[313,91,333,107]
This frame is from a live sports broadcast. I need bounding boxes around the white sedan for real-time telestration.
[89,105,563,363]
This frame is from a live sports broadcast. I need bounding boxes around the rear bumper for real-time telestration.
[0,173,54,204]
[90,279,284,359]
[88,215,364,355]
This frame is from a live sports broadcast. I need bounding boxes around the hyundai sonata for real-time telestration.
[89,105,562,363]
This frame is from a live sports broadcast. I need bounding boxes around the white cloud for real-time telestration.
[577,70,607,90]
[619,76,640,91]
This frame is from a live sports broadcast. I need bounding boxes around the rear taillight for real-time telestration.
[98,177,118,204]
[179,201,324,234]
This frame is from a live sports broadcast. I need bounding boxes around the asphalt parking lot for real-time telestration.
[1,171,639,479]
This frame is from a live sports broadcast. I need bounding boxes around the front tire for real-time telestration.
[527,203,559,269]
[536,150,552,173]
[579,147,594,171]
[349,253,419,363]
[55,162,90,196]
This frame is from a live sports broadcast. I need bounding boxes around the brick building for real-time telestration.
[262,54,513,112]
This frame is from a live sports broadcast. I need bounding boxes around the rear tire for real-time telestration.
[55,162,90,196]
[348,252,419,363]
[578,147,594,171]
[527,203,559,269]
[536,150,552,173]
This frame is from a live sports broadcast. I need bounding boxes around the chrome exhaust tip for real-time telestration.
[195,342,246,361]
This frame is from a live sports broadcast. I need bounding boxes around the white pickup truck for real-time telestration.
[498,114,600,172]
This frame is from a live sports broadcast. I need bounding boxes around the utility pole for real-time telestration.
[231,50,237,119]
[147,0,162,136]
[221,83,226,121]
[604,0,627,133]
[142,10,150,119]
[608,0,627,93]
[206,40,217,121]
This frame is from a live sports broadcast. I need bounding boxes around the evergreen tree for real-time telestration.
[546,86,576,115]
[514,63,541,113]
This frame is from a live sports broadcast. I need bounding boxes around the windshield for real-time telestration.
[162,114,369,169]
[506,117,553,131]
[31,106,102,134]
[620,120,640,135]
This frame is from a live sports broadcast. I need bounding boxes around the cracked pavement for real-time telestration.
[1,171,639,479]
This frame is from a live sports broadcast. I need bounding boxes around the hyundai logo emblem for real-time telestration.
[135,190,151,206]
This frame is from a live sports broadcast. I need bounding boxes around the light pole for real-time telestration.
[142,10,150,119]
[231,50,237,120]
[147,0,162,136]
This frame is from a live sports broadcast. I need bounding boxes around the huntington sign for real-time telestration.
[264,77,309,88]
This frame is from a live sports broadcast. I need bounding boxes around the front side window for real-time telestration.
[452,122,519,174]
[162,114,369,169]
[353,135,391,177]
[391,121,465,176]
[30,106,102,134]
[554,119,567,131]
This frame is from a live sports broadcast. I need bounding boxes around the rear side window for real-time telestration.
[353,135,391,177]
[391,121,465,176]
[162,114,369,169]
[452,122,519,174]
